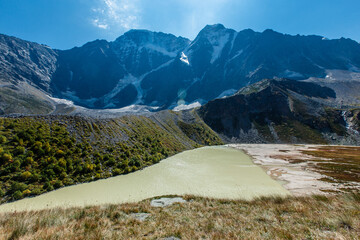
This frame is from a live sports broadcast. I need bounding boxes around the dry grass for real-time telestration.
[0,193,359,240]
[269,146,360,191]
[301,146,360,184]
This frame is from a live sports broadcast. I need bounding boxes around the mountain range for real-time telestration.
[1,24,360,114]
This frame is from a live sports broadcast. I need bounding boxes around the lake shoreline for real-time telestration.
[228,144,360,196]
[0,146,289,213]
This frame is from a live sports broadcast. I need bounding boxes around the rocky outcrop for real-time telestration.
[198,79,360,144]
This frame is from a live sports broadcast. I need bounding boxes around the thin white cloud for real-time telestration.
[172,0,233,39]
[92,18,109,29]
[91,0,140,31]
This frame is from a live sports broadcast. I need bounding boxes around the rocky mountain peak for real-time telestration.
[197,24,235,38]
[114,29,190,52]
[201,24,226,32]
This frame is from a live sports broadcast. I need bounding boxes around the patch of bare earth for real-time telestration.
[228,144,360,196]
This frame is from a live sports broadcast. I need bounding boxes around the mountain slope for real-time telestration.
[51,31,190,108]
[1,25,360,113]
[0,110,222,202]
[198,79,360,144]
[0,34,58,114]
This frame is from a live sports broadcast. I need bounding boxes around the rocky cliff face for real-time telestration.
[1,25,360,112]
[0,34,58,115]
[198,79,360,145]
[0,34,58,90]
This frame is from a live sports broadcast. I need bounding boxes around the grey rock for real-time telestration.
[130,213,151,221]
[150,197,187,207]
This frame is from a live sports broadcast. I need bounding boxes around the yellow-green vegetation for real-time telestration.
[273,120,327,144]
[0,193,359,239]
[0,114,222,203]
[301,146,360,185]
[177,121,223,146]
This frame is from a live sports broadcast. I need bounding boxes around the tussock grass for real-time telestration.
[0,193,359,239]
[302,146,360,184]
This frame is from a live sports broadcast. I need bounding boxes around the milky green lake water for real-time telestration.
[0,146,289,213]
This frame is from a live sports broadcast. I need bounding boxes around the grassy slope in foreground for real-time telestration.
[0,111,223,203]
[0,194,359,239]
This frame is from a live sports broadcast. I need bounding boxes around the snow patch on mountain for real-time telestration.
[210,33,230,64]
[173,101,202,111]
[229,32,238,53]
[180,52,190,65]
[101,59,177,106]
[142,44,178,57]
[60,90,98,108]
[247,66,263,78]
[216,89,238,99]
[107,104,160,113]
[48,96,74,106]
[103,74,138,104]
[229,50,244,62]
[283,70,304,79]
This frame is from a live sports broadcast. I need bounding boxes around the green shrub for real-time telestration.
[112,168,122,176]
[43,182,54,191]
[12,190,23,200]
[22,189,31,196]
[10,182,28,194]
[30,188,42,196]
[1,153,12,162]
[0,135,6,144]
[14,146,26,155]
[21,171,32,180]
[53,180,63,189]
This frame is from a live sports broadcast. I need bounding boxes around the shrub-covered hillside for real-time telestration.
[0,111,222,203]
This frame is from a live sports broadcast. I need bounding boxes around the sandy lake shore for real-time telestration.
[228,144,360,196]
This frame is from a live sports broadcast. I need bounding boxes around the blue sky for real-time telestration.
[0,0,359,49]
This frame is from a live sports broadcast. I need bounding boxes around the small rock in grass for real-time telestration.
[150,197,187,207]
[162,237,181,240]
[130,213,151,221]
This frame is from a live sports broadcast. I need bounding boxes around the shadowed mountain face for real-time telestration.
[198,79,360,145]
[51,31,190,108]
[1,24,360,112]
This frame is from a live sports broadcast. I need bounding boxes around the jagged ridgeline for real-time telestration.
[0,111,222,202]
[2,25,360,114]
